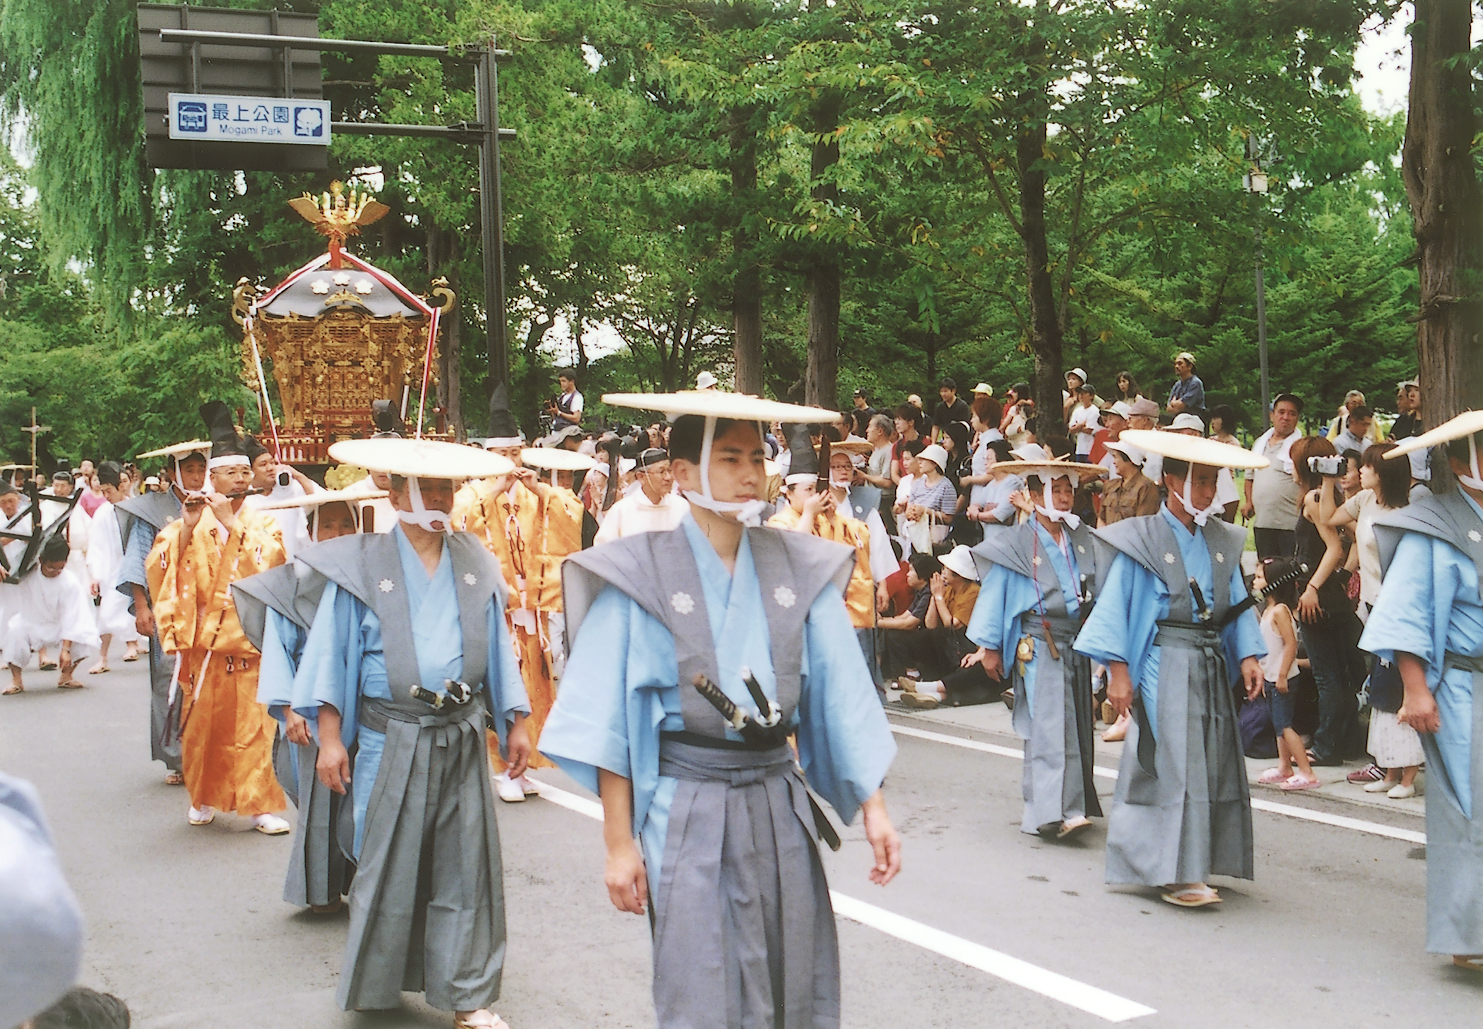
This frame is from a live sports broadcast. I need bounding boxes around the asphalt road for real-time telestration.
[3,660,1479,1028]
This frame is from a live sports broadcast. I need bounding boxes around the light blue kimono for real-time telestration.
[1076,507,1264,734]
[1359,498,1483,820]
[540,516,895,881]
[968,520,1080,709]
[292,529,527,857]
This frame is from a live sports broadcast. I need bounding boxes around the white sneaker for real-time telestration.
[1387,783,1418,800]
[1363,778,1395,793]
[252,813,291,835]
[188,805,216,826]
[494,773,526,803]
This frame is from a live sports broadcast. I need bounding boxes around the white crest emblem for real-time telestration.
[1470,530,1482,543]
[378,578,395,593]
[354,278,375,295]
[463,573,478,586]
[1032,555,1043,567]
[1215,552,1225,564]
[773,586,797,609]
[310,279,330,295]
[1163,552,1177,565]
[670,591,695,615]
[332,271,352,285]
[1076,544,1086,554]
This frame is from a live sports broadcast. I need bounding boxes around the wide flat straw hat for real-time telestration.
[602,391,837,424]
[992,459,1105,482]
[327,438,513,479]
[137,440,212,459]
[520,447,599,471]
[1385,410,1483,458]
[254,487,387,511]
[1117,429,1269,470]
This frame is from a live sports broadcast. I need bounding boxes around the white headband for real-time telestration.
[207,455,251,471]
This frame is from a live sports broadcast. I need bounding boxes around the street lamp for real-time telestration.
[1243,134,1273,428]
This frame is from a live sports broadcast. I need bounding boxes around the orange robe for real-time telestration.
[767,503,876,628]
[455,476,584,769]
[148,506,286,816]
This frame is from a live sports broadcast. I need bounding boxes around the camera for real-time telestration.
[277,470,291,488]
[1307,455,1343,477]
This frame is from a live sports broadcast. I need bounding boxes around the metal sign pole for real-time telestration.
[476,39,509,390]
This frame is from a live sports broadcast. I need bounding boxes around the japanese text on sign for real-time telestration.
[168,93,332,145]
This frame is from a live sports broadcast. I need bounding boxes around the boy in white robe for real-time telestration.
[3,537,101,693]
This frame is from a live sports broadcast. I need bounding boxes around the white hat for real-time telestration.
[327,438,514,479]
[618,457,637,475]
[137,439,211,459]
[1385,409,1483,459]
[1105,400,1133,419]
[254,486,388,511]
[602,390,837,424]
[907,394,923,407]
[1117,429,1268,470]
[972,382,994,395]
[695,370,719,390]
[520,447,599,472]
[1103,440,1144,465]
[1009,443,1050,462]
[994,459,1105,484]
[1066,367,1088,382]
[917,443,950,471]
[939,544,980,582]
[1169,413,1206,434]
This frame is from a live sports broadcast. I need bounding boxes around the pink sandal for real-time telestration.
[1280,774,1321,792]
[1257,768,1290,785]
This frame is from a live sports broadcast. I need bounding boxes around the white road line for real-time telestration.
[888,722,1428,846]
[527,777,1157,1023]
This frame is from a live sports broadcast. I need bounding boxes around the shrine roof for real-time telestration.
[256,251,435,320]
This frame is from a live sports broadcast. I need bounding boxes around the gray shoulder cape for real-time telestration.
[230,563,304,654]
[1374,490,1483,593]
[116,491,182,535]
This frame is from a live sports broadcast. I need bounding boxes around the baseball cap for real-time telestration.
[1103,400,1133,419]
[972,382,994,395]
[1174,351,1196,364]
[1127,398,1160,418]
[1272,392,1304,411]
[1169,413,1206,434]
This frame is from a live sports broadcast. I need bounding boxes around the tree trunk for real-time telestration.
[805,96,843,409]
[730,107,765,395]
[1017,113,1064,440]
[1403,0,1483,431]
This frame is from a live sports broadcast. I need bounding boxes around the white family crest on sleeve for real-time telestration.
[1163,552,1177,565]
[1470,530,1482,543]
[670,591,695,615]
[378,578,396,593]
[772,585,797,609]
[463,572,479,586]
[1215,552,1225,564]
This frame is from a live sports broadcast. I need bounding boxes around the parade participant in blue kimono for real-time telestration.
[233,489,385,915]
[961,458,1106,839]
[540,391,902,1029]
[115,439,211,785]
[288,438,532,1029]
[1075,430,1267,908]
[1363,412,1483,972]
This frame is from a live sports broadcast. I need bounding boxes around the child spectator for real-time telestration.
[1254,558,1320,790]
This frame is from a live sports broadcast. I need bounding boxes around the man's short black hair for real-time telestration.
[1347,404,1373,423]
[558,370,576,382]
[52,469,72,482]
[31,986,131,1029]
[41,534,70,564]
[938,377,957,390]
[893,404,923,427]
[669,415,751,464]
[1162,457,1190,480]
[98,460,124,487]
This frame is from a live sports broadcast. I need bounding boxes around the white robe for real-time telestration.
[2,568,101,667]
[84,501,140,641]
[593,489,688,543]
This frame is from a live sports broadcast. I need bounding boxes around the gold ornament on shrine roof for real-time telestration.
[288,180,390,246]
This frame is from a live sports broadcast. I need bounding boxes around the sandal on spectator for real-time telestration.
[1257,768,1289,785]
[1279,774,1321,792]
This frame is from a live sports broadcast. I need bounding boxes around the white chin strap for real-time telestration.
[681,415,767,527]
[173,455,208,502]
[1458,435,1483,491]
[829,473,852,490]
[1180,470,1224,526]
[397,476,452,533]
[1034,477,1080,530]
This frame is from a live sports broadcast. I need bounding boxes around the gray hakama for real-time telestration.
[970,521,1102,835]
[550,523,895,1029]
[293,531,525,1013]
[234,564,352,909]
[1080,513,1256,887]
[115,493,183,773]
[1367,492,1483,954]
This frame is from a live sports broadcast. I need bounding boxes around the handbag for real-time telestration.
[1238,692,1279,759]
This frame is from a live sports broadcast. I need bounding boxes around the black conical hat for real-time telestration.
[784,423,818,479]
[371,399,404,438]
[200,401,245,460]
[241,434,269,464]
[487,383,522,442]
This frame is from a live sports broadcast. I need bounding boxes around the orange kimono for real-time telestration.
[148,506,286,816]
[455,476,583,769]
[766,504,876,628]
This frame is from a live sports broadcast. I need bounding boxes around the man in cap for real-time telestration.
[147,402,288,831]
[455,384,584,803]
[234,488,381,915]
[287,436,532,1026]
[1166,351,1205,419]
[541,390,900,1029]
[952,457,1106,838]
[1074,429,1267,908]
[1360,414,1483,971]
[594,447,686,542]
[116,439,211,784]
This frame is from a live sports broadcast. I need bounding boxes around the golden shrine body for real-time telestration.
[232,183,454,463]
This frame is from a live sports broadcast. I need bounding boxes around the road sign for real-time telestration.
[168,93,331,144]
